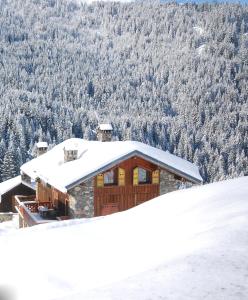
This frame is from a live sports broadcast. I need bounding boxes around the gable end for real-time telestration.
[65,150,202,191]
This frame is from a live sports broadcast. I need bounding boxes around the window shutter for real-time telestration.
[118,168,125,186]
[97,174,104,187]
[133,167,139,185]
[152,170,160,184]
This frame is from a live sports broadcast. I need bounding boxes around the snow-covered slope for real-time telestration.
[0,177,248,300]
[0,214,19,236]
[75,0,133,3]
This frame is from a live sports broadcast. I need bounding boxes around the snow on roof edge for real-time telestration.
[65,150,202,192]
[99,123,113,131]
[36,142,48,148]
[38,175,67,194]
[0,176,22,201]
[20,139,203,193]
[21,179,37,191]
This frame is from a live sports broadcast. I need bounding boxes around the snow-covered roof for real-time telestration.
[99,123,113,131]
[21,138,202,193]
[64,142,79,151]
[0,176,21,202]
[36,142,48,148]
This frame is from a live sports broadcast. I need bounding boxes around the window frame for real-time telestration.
[103,169,117,186]
[133,167,152,185]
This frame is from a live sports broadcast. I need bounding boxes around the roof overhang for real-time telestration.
[65,150,202,192]
[0,176,22,200]
[21,180,37,191]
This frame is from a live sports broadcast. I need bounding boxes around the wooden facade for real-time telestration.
[37,181,69,216]
[34,156,162,218]
[0,184,35,212]
[16,137,201,227]
[94,156,160,216]
[32,155,189,221]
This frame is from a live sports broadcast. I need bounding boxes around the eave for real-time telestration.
[65,150,202,192]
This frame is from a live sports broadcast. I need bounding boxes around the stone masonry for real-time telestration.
[159,169,194,195]
[67,170,194,219]
[68,179,94,218]
[0,212,16,223]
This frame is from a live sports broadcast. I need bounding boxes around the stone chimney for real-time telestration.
[36,142,48,157]
[64,145,78,162]
[97,123,113,142]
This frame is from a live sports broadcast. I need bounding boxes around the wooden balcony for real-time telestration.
[15,195,57,227]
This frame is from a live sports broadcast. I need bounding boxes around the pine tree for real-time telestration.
[2,148,19,181]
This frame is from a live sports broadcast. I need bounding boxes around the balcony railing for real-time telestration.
[15,195,56,227]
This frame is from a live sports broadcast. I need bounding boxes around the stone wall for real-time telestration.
[0,212,16,223]
[67,170,195,219]
[159,169,194,195]
[97,131,112,142]
[68,179,94,218]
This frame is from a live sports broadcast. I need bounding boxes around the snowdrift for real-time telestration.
[0,177,248,300]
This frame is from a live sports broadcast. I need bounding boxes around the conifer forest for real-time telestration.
[0,0,247,182]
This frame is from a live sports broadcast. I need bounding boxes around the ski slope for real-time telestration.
[0,176,248,300]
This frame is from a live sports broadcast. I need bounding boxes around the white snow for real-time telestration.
[0,176,21,202]
[0,214,19,236]
[193,26,205,35]
[64,141,79,151]
[99,123,113,131]
[197,44,206,55]
[75,0,133,3]
[21,138,202,193]
[36,142,48,148]
[0,176,248,300]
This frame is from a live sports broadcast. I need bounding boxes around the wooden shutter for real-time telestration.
[133,167,139,185]
[97,174,104,187]
[118,168,125,186]
[152,170,160,184]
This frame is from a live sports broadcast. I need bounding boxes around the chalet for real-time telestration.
[15,127,202,227]
[0,176,35,213]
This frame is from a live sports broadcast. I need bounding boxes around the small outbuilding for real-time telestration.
[0,176,35,212]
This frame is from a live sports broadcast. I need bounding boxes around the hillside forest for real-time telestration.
[0,0,247,182]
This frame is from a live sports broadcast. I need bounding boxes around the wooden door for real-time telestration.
[100,194,120,216]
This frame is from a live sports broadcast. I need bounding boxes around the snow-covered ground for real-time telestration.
[0,176,248,300]
[0,214,19,236]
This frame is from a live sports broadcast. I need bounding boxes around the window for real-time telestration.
[133,167,151,185]
[138,168,148,183]
[104,170,115,185]
[97,169,117,187]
